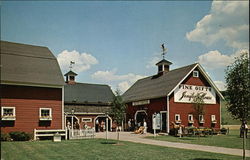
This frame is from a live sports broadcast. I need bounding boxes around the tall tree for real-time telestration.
[225,52,249,160]
[225,52,250,122]
[111,89,126,142]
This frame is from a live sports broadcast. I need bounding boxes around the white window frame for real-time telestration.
[193,71,199,78]
[199,115,204,123]
[188,114,194,123]
[39,108,52,121]
[82,118,92,122]
[1,106,16,120]
[175,114,181,123]
[211,115,217,123]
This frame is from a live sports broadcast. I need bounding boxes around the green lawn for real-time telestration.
[1,138,242,160]
[146,130,250,150]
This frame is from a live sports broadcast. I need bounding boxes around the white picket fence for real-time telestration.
[69,128,95,139]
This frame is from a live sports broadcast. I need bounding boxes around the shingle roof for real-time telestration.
[156,59,172,65]
[0,41,65,86]
[64,70,78,76]
[64,83,114,104]
[122,63,197,102]
[64,104,111,113]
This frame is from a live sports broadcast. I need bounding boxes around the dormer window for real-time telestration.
[193,71,199,77]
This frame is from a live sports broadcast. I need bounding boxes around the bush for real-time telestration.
[220,128,227,135]
[9,131,32,141]
[1,133,11,141]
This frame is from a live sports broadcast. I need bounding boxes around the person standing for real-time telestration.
[95,119,99,132]
[128,119,131,131]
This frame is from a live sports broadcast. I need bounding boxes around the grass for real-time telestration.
[1,138,243,160]
[221,100,241,125]
[146,130,250,150]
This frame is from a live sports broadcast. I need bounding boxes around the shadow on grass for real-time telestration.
[101,141,117,144]
[191,158,221,160]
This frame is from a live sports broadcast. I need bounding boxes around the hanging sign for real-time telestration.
[152,113,161,130]
[174,84,216,104]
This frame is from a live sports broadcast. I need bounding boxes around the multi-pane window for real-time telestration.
[1,107,16,120]
[175,114,181,123]
[188,114,194,123]
[193,71,199,77]
[39,108,52,120]
[211,115,217,123]
[199,115,204,123]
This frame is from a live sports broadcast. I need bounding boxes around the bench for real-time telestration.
[34,129,66,140]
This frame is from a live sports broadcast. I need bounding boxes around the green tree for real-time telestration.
[225,52,250,122]
[225,52,249,160]
[111,89,126,142]
[192,94,205,128]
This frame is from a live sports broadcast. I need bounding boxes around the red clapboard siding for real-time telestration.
[1,85,63,134]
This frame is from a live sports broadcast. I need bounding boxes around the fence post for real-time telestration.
[34,129,36,140]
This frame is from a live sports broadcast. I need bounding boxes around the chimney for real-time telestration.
[64,70,78,84]
[155,59,172,74]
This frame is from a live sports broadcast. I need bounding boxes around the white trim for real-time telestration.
[175,114,181,121]
[65,112,106,115]
[167,63,224,100]
[39,108,52,120]
[134,110,147,124]
[193,71,199,77]
[199,115,205,123]
[93,115,112,131]
[1,106,16,120]
[220,99,222,128]
[160,111,167,131]
[1,81,63,88]
[188,114,194,122]
[62,86,64,129]
[167,96,170,133]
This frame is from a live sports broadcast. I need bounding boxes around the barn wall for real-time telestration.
[1,85,63,134]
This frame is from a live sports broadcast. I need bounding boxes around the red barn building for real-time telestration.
[64,71,115,132]
[122,59,224,133]
[0,41,65,134]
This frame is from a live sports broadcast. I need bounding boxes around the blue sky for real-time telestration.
[1,1,249,92]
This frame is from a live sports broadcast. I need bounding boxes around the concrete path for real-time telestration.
[95,131,250,157]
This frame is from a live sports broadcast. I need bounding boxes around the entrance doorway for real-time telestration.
[135,110,147,127]
[160,111,167,132]
[94,115,112,132]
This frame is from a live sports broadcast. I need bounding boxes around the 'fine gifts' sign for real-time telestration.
[174,84,216,104]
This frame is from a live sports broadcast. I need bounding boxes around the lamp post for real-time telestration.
[105,112,108,140]
[71,109,74,138]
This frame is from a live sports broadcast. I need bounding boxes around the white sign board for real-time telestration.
[152,113,161,130]
[174,84,216,104]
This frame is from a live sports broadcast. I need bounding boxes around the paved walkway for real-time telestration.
[95,131,250,157]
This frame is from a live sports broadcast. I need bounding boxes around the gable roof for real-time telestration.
[0,41,64,87]
[64,70,78,76]
[156,59,172,65]
[64,83,114,104]
[122,63,224,103]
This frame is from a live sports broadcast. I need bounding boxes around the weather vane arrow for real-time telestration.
[161,43,167,59]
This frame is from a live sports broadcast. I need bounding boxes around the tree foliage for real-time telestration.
[192,95,205,122]
[225,52,250,122]
[111,90,126,126]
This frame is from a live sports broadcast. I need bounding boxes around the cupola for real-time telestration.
[64,70,77,84]
[156,59,172,74]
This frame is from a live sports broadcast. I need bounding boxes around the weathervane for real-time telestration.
[69,61,75,70]
[161,43,167,59]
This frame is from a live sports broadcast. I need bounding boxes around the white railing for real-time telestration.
[34,129,66,140]
[69,128,95,139]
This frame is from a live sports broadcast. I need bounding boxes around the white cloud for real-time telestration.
[146,56,161,68]
[198,49,249,69]
[91,69,145,93]
[214,81,226,91]
[186,1,249,49]
[57,50,98,73]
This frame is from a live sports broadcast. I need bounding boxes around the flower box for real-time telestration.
[1,115,16,121]
[39,116,52,121]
